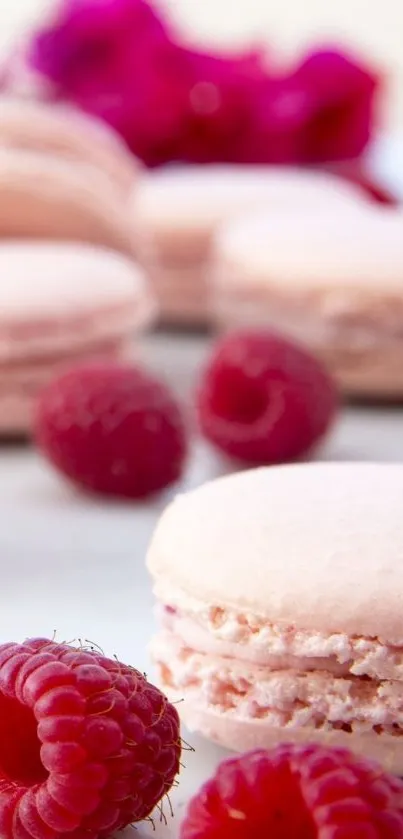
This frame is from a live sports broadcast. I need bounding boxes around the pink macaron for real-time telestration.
[213,207,403,399]
[133,165,367,326]
[0,97,140,198]
[0,147,136,255]
[148,462,403,774]
[0,241,155,435]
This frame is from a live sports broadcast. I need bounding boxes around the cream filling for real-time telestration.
[158,602,403,682]
[152,632,403,737]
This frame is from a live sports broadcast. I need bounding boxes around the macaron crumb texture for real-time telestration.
[148,462,403,775]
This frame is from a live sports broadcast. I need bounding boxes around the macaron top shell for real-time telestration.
[0,241,146,317]
[147,463,403,643]
[0,242,154,359]
[216,209,403,292]
[0,147,134,253]
[0,97,139,196]
[134,165,366,234]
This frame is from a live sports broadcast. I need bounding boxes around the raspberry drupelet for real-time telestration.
[0,638,181,839]
[181,744,403,838]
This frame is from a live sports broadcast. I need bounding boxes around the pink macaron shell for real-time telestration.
[213,206,403,398]
[0,147,136,255]
[0,97,140,199]
[134,165,367,324]
[145,262,210,325]
[148,463,403,772]
[134,165,368,248]
[0,241,156,435]
[0,336,133,437]
[0,241,156,358]
[170,697,403,776]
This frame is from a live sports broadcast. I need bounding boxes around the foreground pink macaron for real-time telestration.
[148,462,403,773]
[0,147,135,254]
[213,208,403,399]
[0,241,155,435]
[0,97,140,198]
[133,165,366,325]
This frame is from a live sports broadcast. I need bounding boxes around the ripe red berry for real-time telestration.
[34,363,188,499]
[181,744,403,838]
[0,637,181,839]
[196,330,338,464]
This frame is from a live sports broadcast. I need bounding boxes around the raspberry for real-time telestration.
[196,330,338,464]
[0,637,181,839]
[34,363,188,499]
[180,744,403,838]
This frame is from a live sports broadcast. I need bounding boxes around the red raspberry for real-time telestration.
[34,363,188,499]
[181,744,403,838]
[0,637,181,839]
[196,330,337,464]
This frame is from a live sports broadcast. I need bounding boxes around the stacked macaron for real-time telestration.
[0,98,155,435]
[0,98,140,198]
[212,208,403,399]
[0,242,154,435]
[132,165,367,326]
[133,165,366,324]
[0,97,140,252]
[148,462,403,775]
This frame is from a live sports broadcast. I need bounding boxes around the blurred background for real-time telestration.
[2,2,403,824]
[2,0,403,127]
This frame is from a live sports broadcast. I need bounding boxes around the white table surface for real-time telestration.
[2,330,403,837]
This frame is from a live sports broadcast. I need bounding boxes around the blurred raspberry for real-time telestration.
[196,330,338,464]
[34,363,188,499]
[181,744,403,838]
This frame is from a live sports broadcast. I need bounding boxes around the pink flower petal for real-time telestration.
[27,0,380,165]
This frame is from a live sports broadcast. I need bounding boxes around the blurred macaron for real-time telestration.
[132,164,368,326]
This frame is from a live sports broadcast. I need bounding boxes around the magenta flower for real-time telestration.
[27,0,380,166]
[30,0,168,89]
[292,49,380,160]
[173,48,270,164]
[29,0,195,164]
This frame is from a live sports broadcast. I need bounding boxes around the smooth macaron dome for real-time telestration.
[0,97,140,198]
[0,147,134,255]
[213,208,403,397]
[215,208,403,292]
[0,241,155,434]
[0,241,154,358]
[132,165,366,324]
[148,462,403,772]
[134,165,367,257]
